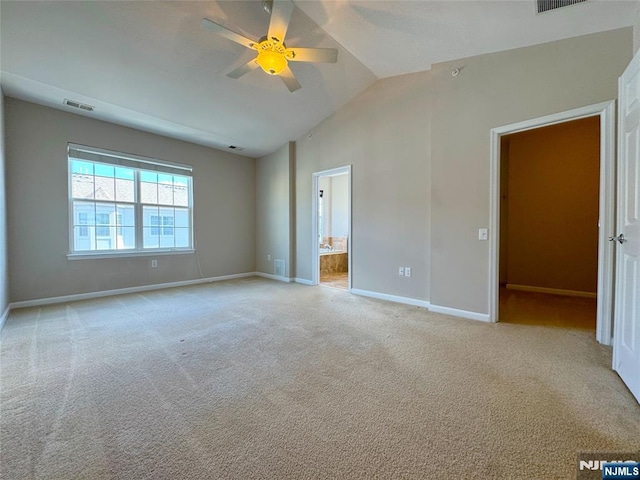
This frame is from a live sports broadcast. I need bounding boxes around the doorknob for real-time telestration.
[608,234,625,244]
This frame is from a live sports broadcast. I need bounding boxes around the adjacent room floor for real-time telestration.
[320,271,348,290]
[1,278,638,479]
[499,287,597,330]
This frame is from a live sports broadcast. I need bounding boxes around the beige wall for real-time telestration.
[429,28,631,313]
[503,117,600,293]
[5,98,256,302]
[0,90,8,317]
[291,27,631,311]
[295,71,431,300]
[256,142,294,278]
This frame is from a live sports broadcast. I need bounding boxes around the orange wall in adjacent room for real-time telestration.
[501,116,600,294]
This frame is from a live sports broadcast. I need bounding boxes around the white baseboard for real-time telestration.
[294,278,314,286]
[351,288,430,308]
[255,272,292,283]
[429,304,491,322]
[0,305,10,332]
[9,272,256,310]
[506,284,596,298]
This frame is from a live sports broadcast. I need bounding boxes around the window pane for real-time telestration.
[143,227,159,249]
[175,208,189,228]
[94,164,114,178]
[95,204,115,238]
[174,177,189,206]
[116,204,135,227]
[158,182,173,205]
[115,167,134,180]
[95,175,115,201]
[175,228,190,248]
[115,179,134,202]
[73,201,95,225]
[117,227,136,249]
[143,206,160,237]
[141,182,158,204]
[71,172,94,200]
[158,173,172,185]
[73,226,95,251]
[159,232,174,248]
[140,171,157,183]
[71,160,94,175]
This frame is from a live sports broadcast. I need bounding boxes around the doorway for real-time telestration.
[489,101,616,345]
[312,166,351,290]
[498,117,600,329]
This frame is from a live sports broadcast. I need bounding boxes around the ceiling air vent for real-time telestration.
[63,99,95,112]
[228,145,243,151]
[536,0,587,13]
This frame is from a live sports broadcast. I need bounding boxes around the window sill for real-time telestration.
[67,249,195,260]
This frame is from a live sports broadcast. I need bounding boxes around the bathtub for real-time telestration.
[319,250,348,273]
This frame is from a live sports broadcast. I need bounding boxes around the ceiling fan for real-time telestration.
[201,0,338,92]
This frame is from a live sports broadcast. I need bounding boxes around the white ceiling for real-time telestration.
[1,1,637,158]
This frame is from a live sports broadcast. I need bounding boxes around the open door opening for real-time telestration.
[498,117,600,330]
[490,101,616,345]
[312,166,352,290]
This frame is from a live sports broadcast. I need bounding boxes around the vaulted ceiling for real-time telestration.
[1,1,637,157]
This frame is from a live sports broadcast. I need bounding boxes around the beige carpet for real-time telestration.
[1,277,638,479]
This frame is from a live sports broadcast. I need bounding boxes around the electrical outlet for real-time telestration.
[399,267,404,276]
[267,254,271,261]
[151,259,158,268]
[405,267,412,277]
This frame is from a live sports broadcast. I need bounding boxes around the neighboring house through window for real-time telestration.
[68,143,193,255]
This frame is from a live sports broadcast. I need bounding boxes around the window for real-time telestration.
[68,144,193,255]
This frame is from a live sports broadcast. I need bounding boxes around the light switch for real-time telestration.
[478,228,488,241]
[405,267,412,277]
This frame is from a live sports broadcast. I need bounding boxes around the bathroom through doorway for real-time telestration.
[312,166,351,290]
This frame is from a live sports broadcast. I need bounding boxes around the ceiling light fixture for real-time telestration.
[253,38,292,75]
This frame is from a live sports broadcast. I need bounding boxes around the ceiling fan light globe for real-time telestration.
[256,51,287,75]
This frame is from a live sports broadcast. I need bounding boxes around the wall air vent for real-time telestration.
[63,99,95,112]
[537,0,587,14]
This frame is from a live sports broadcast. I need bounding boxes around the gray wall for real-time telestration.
[429,27,631,313]
[330,174,349,238]
[5,98,256,302]
[293,27,632,311]
[0,91,9,318]
[635,4,640,54]
[256,142,294,278]
[296,71,431,300]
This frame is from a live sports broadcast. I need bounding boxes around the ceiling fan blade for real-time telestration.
[201,18,257,49]
[267,0,295,43]
[227,59,259,79]
[287,48,338,64]
[280,66,301,92]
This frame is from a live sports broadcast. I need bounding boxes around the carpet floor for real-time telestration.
[1,277,638,479]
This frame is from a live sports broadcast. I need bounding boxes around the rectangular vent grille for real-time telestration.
[537,0,587,13]
[63,99,95,112]
[274,259,285,277]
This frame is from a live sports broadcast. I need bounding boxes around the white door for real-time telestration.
[613,48,640,403]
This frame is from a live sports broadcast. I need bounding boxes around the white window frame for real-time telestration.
[67,143,195,259]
